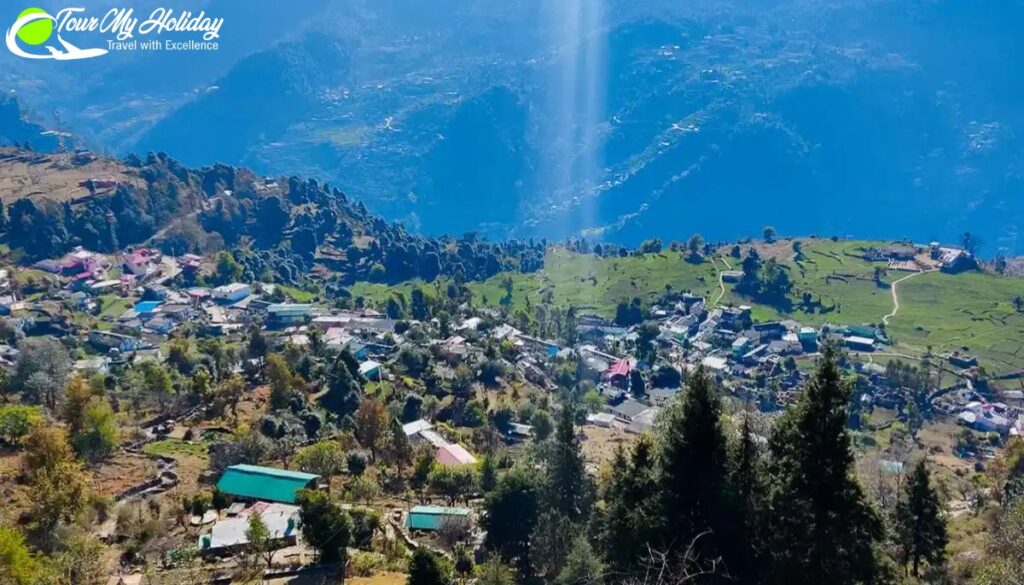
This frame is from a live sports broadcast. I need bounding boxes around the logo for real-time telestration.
[7,7,107,60]
[6,6,224,60]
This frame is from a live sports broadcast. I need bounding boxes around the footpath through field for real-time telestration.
[882,268,938,326]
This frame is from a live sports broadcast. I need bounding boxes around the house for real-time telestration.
[157,304,194,322]
[798,327,818,345]
[418,429,451,450]
[216,464,320,504]
[359,360,382,380]
[312,312,395,333]
[604,359,632,386]
[701,355,728,372]
[721,270,744,283]
[507,422,533,441]
[200,502,300,555]
[885,244,918,261]
[719,306,751,331]
[586,413,617,428]
[213,283,251,304]
[133,300,163,315]
[73,356,110,376]
[844,336,876,352]
[124,249,161,277]
[402,419,433,438]
[407,505,471,532]
[439,336,469,361]
[732,336,751,358]
[960,403,1013,434]
[609,398,648,422]
[88,279,122,295]
[437,443,477,466]
[181,254,203,271]
[145,317,175,335]
[459,317,482,331]
[267,304,313,326]
[88,330,147,352]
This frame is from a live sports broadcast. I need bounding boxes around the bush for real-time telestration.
[349,550,385,577]
[0,404,43,445]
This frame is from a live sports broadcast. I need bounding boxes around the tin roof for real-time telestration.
[216,464,319,504]
[407,505,471,531]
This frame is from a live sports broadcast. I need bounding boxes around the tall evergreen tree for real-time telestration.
[765,345,885,585]
[728,413,765,584]
[598,436,658,578]
[320,356,361,418]
[895,459,947,577]
[544,405,593,522]
[655,366,737,579]
[484,466,541,579]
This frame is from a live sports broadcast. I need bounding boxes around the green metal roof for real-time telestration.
[407,505,471,531]
[216,464,319,504]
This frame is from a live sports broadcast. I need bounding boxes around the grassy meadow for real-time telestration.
[347,238,1024,374]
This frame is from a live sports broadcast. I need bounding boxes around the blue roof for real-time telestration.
[134,300,163,313]
[216,464,320,504]
[408,505,471,530]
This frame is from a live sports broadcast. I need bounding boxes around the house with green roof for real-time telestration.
[216,464,320,504]
[407,505,471,531]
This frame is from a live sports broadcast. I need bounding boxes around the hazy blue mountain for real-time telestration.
[4,0,1023,252]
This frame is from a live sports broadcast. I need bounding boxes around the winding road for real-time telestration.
[881,268,938,326]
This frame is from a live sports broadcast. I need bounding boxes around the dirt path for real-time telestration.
[882,269,937,326]
[712,257,733,307]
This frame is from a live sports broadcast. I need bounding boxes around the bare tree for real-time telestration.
[621,532,727,585]
[437,515,473,552]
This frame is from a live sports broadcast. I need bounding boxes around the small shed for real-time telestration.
[216,464,320,504]
[407,505,471,531]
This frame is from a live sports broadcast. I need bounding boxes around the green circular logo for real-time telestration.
[16,7,53,46]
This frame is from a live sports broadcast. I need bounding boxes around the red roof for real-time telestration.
[606,359,631,378]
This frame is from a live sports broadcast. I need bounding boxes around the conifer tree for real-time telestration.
[764,345,884,585]
[544,404,593,522]
[655,366,736,578]
[599,436,657,577]
[895,459,947,577]
[728,413,765,583]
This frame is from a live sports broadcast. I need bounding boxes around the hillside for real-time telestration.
[357,240,1024,375]
[0,147,544,286]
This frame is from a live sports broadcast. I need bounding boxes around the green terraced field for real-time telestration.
[348,239,1024,374]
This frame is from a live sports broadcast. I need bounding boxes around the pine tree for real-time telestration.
[895,459,947,577]
[557,535,605,585]
[765,344,885,585]
[321,356,361,418]
[544,405,593,522]
[655,366,736,577]
[385,417,412,476]
[484,466,541,579]
[728,413,765,583]
[598,436,657,577]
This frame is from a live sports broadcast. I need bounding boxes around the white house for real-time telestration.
[213,283,251,304]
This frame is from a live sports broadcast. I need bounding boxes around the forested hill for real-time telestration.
[0,147,545,286]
